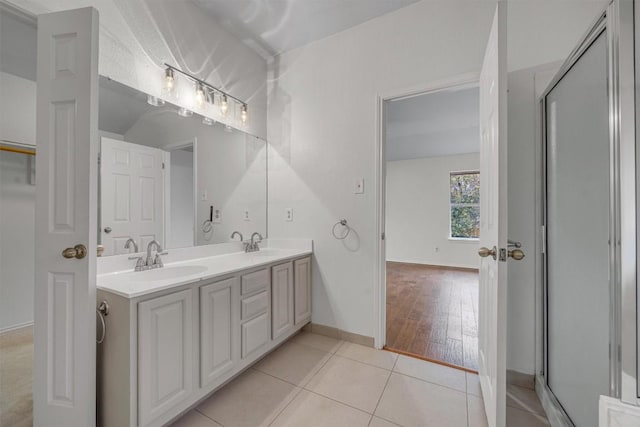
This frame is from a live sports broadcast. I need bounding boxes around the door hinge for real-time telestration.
[541,225,546,254]
[381,232,385,240]
[162,162,165,169]
[97,152,101,165]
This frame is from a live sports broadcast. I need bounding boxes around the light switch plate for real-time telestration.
[285,208,293,222]
[243,209,250,221]
[354,178,364,194]
[213,209,222,224]
[201,190,208,201]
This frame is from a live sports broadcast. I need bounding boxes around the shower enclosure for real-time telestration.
[538,0,638,425]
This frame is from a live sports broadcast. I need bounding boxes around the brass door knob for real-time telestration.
[478,246,497,260]
[62,244,87,259]
[508,249,525,260]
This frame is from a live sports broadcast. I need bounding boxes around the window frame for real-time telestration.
[448,170,480,241]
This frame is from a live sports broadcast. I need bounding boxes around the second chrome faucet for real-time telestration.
[230,231,263,253]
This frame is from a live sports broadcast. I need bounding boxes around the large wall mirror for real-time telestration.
[98,77,267,256]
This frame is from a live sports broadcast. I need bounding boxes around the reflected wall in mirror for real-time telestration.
[98,77,267,256]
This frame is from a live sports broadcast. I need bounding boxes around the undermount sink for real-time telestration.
[129,265,208,282]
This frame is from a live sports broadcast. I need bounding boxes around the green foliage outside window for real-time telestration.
[450,172,480,239]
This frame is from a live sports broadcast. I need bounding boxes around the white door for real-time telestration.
[100,137,164,255]
[477,3,508,427]
[34,7,99,427]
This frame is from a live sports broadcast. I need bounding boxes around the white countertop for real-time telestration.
[97,240,312,299]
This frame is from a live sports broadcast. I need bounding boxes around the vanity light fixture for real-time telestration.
[162,63,248,124]
[163,67,175,94]
[195,82,206,108]
[146,95,165,107]
[178,107,193,118]
[240,104,248,125]
[202,117,215,126]
[220,94,229,117]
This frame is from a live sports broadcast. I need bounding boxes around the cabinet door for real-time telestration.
[200,277,239,388]
[294,257,312,325]
[138,289,194,426]
[241,312,270,359]
[271,262,294,340]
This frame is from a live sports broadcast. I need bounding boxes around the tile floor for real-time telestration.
[171,332,550,427]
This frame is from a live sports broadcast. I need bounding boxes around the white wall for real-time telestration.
[386,154,480,269]
[267,0,607,350]
[0,71,36,145]
[8,0,268,139]
[0,151,35,331]
[169,149,195,249]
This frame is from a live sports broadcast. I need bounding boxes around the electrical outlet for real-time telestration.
[213,209,222,224]
[354,178,364,194]
[285,208,293,222]
[200,190,208,201]
[243,209,250,221]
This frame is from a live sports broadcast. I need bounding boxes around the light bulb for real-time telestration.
[147,95,164,107]
[178,107,193,118]
[163,68,175,94]
[220,94,229,117]
[240,104,248,125]
[195,83,206,108]
[202,117,214,126]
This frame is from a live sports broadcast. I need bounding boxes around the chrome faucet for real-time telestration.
[145,240,164,268]
[246,232,263,253]
[231,231,243,242]
[124,238,138,253]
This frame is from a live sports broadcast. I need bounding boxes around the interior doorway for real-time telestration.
[381,83,481,371]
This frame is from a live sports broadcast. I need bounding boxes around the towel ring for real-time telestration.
[332,219,351,240]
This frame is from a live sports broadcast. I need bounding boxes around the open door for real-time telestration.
[477,3,508,427]
[34,7,99,427]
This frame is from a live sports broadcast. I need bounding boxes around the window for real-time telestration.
[450,171,480,239]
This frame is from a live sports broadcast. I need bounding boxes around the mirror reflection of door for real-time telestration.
[100,138,164,256]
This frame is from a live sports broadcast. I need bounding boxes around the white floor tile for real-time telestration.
[196,369,300,427]
[369,416,401,427]
[506,406,550,426]
[375,373,468,427]
[170,410,223,427]
[253,341,331,386]
[270,390,371,427]
[292,332,343,353]
[393,355,466,392]
[305,355,390,413]
[335,342,398,370]
[466,372,482,396]
[507,384,546,416]
[467,395,489,427]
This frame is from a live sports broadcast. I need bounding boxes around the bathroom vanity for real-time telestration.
[96,240,312,427]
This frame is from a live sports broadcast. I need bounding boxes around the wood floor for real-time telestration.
[385,262,479,370]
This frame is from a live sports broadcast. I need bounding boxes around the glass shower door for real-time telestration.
[544,29,610,427]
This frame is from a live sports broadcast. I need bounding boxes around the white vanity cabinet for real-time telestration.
[200,277,239,388]
[271,261,294,340]
[97,254,312,427]
[138,289,196,427]
[294,257,312,325]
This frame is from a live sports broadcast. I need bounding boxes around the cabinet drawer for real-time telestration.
[241,290,268,320]
[241,312,269,359]
[241,268,269,295]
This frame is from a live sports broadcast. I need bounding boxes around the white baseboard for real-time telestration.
[0,321,33,334]
[600,396,640,427]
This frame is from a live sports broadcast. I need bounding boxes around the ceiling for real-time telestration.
[386,86,480,161]
[192,0,419,58]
